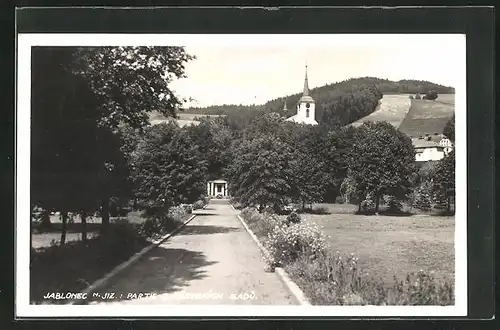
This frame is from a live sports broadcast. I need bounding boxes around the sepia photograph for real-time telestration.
[16,33,467,317]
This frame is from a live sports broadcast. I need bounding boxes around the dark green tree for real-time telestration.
[132,122,208,216]
[443,115,455,142]
[431,151,455,214]
[31,46,195,238]
[227,135,295,212]
[413,180,433,211]
[185,116,234,181]
[347,121,417,213]
[289,147,328,210]
[425,90,439,101]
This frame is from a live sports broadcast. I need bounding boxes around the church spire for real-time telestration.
[283,100,288,111]
[303,64,310,96]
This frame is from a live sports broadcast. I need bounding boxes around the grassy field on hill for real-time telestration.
[351,94,412,128]
[398,96,455,137]
[351,94,455,136]
[304,203,455,283]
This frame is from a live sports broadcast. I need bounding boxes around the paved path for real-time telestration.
[87,200,296,305]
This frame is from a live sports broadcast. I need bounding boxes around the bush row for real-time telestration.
[138,196,207,238]
[239,207,454,306]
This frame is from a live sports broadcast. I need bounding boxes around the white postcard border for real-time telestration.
[16,33,467,317]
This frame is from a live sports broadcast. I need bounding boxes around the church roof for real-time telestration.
[299,65,315,103]
[303,66,310,96]
[299,95,315,103]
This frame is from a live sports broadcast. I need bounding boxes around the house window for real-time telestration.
[306,108,310,118]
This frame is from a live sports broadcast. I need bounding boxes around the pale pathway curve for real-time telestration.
[87,199,296,305]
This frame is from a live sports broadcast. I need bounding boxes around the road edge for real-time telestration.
[67,213,198,305]
[230,204,311,306]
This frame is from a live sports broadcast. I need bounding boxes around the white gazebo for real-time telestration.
[207,179,229,198]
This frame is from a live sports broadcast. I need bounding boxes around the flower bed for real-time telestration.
[239,207,454,306]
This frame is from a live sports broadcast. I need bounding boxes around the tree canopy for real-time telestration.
[30,46,194,240]
[132,122,208,213]
[347,121,417,212]
[443,115,455,142]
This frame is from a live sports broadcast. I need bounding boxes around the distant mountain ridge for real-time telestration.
[182,77,455,116]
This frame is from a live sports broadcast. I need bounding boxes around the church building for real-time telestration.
[285,66,318,125]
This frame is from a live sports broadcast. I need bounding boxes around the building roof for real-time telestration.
[209,179,228,183]
[411,133,447,142]
[299,65,315,104]
[299,95,315,103]
[412,138,443,149]
[303,65,310,96]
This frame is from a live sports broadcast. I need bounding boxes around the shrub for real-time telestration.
[265,221,329,267]
[139,218,165,238]
[425,90,439,101]
[432,189,449,210]
[139,205,187,238]
[240,207,279,242]
[415,93,421,99]
[414,181,433,211]
[263,206,276,214]
[181,204,193,214]
[286,211,301,225]
[313,206,329,215]
[167,205,187,223]
[230,197,243,209]
[99,219,145,251]
[359,199,376,215]
[335,196,346,204]
[385,271,454,305]
[409,95,414,99]
[286,251,454,306]
[384,195,403,213]
[192,200,205,210]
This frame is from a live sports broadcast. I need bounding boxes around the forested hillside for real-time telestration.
[181,77,454,127]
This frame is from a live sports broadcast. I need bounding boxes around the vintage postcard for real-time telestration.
[16,33,466,317]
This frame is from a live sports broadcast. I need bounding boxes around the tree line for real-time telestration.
[224,113,455,215]
[184,77,454,121]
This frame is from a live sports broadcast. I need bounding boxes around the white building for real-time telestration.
[285,66,318,126]
[207,179,229,198]
[413,139,446,162]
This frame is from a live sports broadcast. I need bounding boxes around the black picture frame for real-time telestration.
[3,4,495,330]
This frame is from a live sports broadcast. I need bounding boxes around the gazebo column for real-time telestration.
[207,182,210,196]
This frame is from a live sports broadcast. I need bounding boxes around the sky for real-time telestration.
[167,34,466,108]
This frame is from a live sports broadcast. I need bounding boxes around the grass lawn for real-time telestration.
[32,211,147,249]
[398,98,454,138]
[435,93,455,105]
[303,203,455,283]
[352,94,412,128]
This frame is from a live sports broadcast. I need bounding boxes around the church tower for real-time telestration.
[286,65,318,125]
